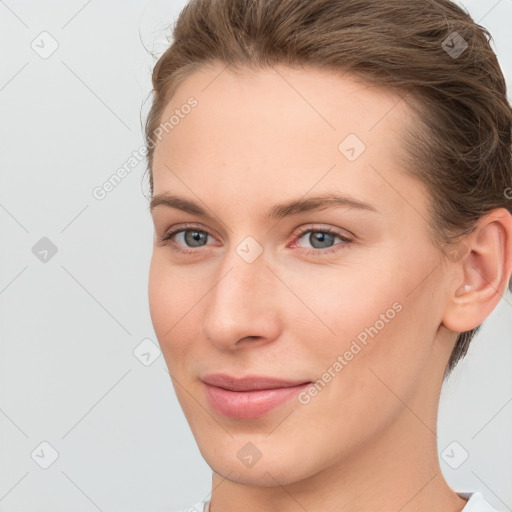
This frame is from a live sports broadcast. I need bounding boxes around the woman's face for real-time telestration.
[148,62,455,486]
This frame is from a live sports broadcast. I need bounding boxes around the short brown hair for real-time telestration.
[144,0,512,375]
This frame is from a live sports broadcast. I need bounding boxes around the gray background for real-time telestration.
[0,1,511,511]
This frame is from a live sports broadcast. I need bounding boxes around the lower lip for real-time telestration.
[203,382,312,419]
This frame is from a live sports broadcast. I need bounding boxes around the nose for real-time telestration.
[201,243,281,351]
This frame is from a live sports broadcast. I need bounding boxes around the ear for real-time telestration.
[441,208,512,333]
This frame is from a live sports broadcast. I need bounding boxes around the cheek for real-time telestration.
[288,256,436,391]
[283,261,403,347]
[282,272,432,454]
[148,254,198,359]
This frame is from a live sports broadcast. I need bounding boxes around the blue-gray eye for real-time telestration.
[305,231,337,249]
[296,228,348,250]
[178,230,209,247]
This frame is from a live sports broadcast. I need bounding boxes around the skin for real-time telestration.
[148,61,512,512]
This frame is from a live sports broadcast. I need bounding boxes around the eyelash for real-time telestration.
[157,224,353,257]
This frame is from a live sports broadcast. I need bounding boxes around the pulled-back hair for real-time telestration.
[144,0,512,375]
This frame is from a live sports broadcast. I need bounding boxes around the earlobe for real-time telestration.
[441,208,512,333]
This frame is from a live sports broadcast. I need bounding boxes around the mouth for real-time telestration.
[201,373,313,419]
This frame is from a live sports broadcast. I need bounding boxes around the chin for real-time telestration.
[196,434,317,487]
[208,457,306,487]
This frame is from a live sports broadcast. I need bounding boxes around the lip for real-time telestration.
[201,373,311,391]
[201,373,312,419]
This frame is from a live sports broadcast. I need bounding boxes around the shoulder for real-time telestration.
[173,494,502,512]
[172,499,209,512]
[458,491,503,511]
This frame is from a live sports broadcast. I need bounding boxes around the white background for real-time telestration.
[0,1,511,511]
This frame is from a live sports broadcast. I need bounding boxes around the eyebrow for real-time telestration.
[149,192,379,221]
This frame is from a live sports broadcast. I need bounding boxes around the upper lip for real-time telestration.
[201,373,312,391]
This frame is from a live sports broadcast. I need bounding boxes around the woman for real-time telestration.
[145,0,512,510]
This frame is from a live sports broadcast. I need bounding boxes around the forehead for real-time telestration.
[151,62,426,220]
[156,63,410,146]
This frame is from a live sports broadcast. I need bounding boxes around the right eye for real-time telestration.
[158,226,215,254]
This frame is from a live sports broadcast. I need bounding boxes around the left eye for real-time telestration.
[172,229,210,248]
[293,228,352,252]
